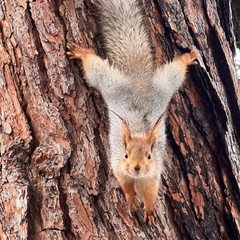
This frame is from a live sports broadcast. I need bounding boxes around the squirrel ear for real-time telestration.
[121,120,131,148]
[109,109,132,148]
[146,121,161,150]
[145,113,165,150]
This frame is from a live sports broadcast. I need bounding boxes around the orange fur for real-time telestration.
[114,118,164,225]
[67,44,98,71]
[174,49,199,69]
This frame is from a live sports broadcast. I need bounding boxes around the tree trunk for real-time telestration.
[0,0,239,239]
[232,0,240,47]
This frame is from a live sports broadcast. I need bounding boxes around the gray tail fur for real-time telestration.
[96,0,154,75]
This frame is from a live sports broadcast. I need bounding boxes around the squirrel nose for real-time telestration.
[134,165,141,171]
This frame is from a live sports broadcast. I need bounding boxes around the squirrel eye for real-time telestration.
[125,153,128,159]
[147,154,151,160]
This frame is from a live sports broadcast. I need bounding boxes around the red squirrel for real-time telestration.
[67,0,199,225]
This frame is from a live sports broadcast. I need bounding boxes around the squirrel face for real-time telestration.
[121,137,156,178]
[119,118,162,178]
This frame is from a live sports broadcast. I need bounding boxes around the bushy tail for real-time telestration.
[96,0,154,75]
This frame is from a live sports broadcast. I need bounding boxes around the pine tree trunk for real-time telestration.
[0,0,239,239]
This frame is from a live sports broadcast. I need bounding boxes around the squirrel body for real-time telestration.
[67,0,199,225]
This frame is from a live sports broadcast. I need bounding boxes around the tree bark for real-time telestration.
[0,0,239,239]
[232,0,240,46]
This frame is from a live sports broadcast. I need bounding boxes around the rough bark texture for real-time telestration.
[0,0,240,239]
[232,0,240,47]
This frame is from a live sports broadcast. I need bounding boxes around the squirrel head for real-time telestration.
[119,118,162,178]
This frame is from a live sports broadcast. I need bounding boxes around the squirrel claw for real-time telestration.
[176,48,200,66]
[189,49,200,65]
[129,203,138,212]
[126,195,138,212]
[144,209,155,225]
[67,43,79,50]
[66,43,95,60]
[185,49,200,65]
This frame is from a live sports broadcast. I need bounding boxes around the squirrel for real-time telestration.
[67,0,199,225]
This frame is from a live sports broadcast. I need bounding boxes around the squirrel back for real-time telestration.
[96,0,154,77]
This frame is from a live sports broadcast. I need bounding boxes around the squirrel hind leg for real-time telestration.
[188,49,200,65]
[66,43,96,60]
[175,49,200,66]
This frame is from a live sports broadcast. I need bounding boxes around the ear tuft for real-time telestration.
[145,114,165,150]
[146,123,160,150]
[121,120,131,148]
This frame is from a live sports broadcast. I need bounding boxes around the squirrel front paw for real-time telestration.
[144,208,155,225]
[177,49,200,66]
[125,193,138,212]
[67,43,96,60]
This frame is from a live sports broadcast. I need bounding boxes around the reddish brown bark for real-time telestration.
[0,0,239,239]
